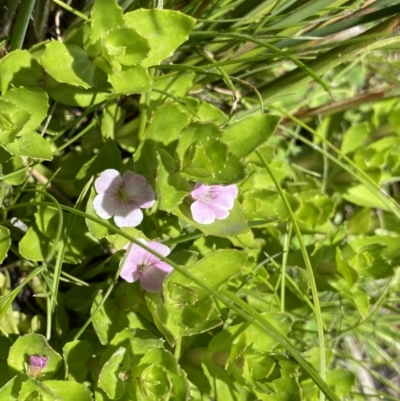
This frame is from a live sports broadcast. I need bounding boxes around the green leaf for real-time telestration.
[63,341,92,382]
[1,87,48,137]
[222,114,280,158]
[252,355,301,401]
[156,150,191,212]
[130,348,189,400]
[0,226,10,264]
[341,122,370,154]
[1,155,26,185]
[0,376,22,400]
[43,74,109,107]
[295,191,335,229]
[124,9,195,67]
[335,248,358,288]
[42,381,93,401]
[19,378,58,401]
[163,283,223,335]
[169,249,247,290]
[107,64,152,95]
[110,328,164,364]
[91,293,129,345]
[4,132,52,160]
[89,0,124,54]
[245,313,293,352]
[0,50,44,92]
[7,333,62,380]
[242,189,299,221]
[347,235,400,279]
[202,354,244,401]
[98,347,131,400]
[19,225,51,262]
[342,184,390,211]
[104,27,150,66]
[326,369,355,398]
[180,132,246,184]
[134,101,192,182]
[100,102,123,140]
[176,121,222,163]
[42,41,96,88]
[175,200,248,237]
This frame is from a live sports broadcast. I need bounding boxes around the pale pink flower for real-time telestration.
[93,169,155,228]
[120,239,173,292]
[28,355,48,378]
[190,182,238,224]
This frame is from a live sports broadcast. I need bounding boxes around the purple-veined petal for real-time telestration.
[139,265,171,292]
[191,182,207,200]
[191,200,216,224]
[154,260,173,273]
[114,204,143,228]
[120,262,141,283]
[95,169,121,194]
[147,241,170,258]
[210,204,230,220]
[223,184,238,199]
[211,193,235,210]
[123,171,155,208]
[93,193,118,219]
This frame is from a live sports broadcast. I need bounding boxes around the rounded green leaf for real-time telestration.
[124,9,195,67]
[98,347,131,400]
[107,65,151,95]
[0,50,44,92]
[90,0,124,46]
[222,114,280,158]
[1,87,48,137]
[130,348,188,401]
[43,380,93,401]
[43,74,109,107]
[7,333,62,380]
[104,27,150,66]
[4,133,52,160]
[63,340,92,382]
[42,41,96,88]
[167,249,247,291]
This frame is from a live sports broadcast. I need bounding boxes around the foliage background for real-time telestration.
[1,0,400,400]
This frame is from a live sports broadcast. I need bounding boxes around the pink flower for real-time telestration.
[28,355,48,378]
[190,182,238,225]
[120,240,173,292]
[93,169,155,228]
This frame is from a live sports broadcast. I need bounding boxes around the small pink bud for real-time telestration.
[28,355,48,378]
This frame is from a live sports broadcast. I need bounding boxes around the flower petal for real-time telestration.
[140,265,171,292]
[93,194,118,219]
[120,260,140,283]
[191,200,215,224]
[224,184,238,199]
[154,261,174,273]
[211,193,235,210]
[122,171,155,208]
[210,204,230,220]
[114,204,143,228]
[94,169,121,194]
[147,241,171,258]
[191,182,207,200]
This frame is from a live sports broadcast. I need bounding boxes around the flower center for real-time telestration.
[116,186,130,204]
[137,263,149,273]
